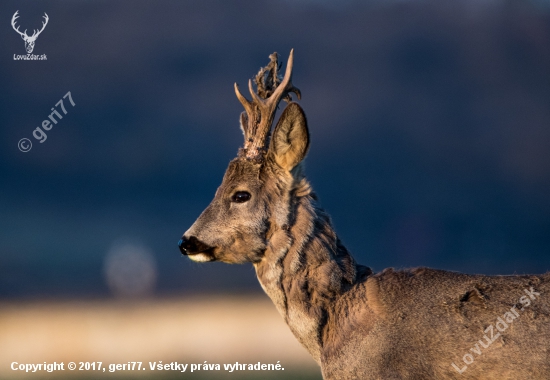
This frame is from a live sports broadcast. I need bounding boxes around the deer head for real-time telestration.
[179,50,310,264]
[12,11,49,54]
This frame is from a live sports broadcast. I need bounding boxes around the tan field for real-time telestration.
[0,296,320,379]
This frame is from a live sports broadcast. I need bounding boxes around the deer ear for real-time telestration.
[270,102,309,171]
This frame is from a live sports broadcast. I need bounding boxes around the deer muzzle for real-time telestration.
[178,236,215,262]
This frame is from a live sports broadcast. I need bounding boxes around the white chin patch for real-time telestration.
[188,253,212,263]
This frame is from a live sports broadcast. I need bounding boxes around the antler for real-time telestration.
[11,11,49,40]
[11,11,27,38]
[234,49,301,161]
[30,13,49,39]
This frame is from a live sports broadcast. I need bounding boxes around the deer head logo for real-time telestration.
[11,11,49,54]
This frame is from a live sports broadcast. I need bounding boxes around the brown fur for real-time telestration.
[180,51,550,379]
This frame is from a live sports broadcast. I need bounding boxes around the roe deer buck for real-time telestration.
[178,50,550,379]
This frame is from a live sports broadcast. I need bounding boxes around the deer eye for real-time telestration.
[231,191,251,203]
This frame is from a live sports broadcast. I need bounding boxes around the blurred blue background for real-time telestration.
[1,0,550,300]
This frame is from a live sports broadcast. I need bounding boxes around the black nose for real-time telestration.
[178,238,186,255]
[178,236,212,255]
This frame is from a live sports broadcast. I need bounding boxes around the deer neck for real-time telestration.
[253,181,369,364]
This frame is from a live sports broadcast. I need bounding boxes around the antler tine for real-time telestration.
[254,49,301,135]
[248,79,262,104]
[234,82,255,118]
[11,11,26,37]
[33,13,49,38]
[251,49,300,122]
[267,48,298,105]
[251,49,300,110]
